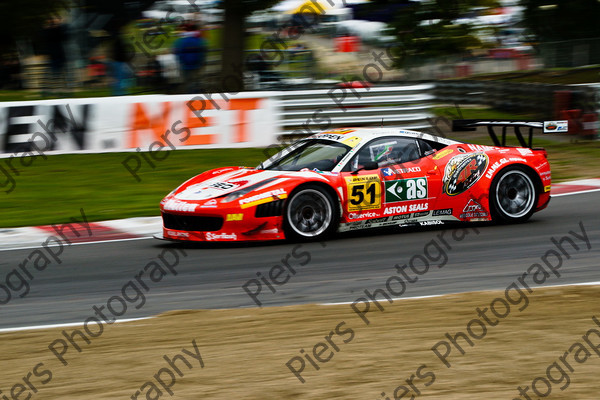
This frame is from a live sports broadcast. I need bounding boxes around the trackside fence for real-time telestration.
[277,84,436,137]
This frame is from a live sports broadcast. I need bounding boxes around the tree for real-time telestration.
[0,0,67,54]
[219,0,279,92]
[384,0,500,64]
[0,0,155,57]
[520,0,600,42]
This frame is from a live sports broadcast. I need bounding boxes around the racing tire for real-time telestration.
[283,184,339,241]
[490,166,538,223]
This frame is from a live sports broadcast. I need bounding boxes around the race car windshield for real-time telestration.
[264,140,351,171]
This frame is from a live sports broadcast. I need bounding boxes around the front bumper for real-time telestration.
[159,210,286,242]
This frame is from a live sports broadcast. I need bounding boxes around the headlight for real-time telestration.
[220,178,279,203]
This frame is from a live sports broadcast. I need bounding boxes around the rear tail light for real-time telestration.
[532,147,547,159]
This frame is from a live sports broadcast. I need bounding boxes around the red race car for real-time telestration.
[156,124,553,242]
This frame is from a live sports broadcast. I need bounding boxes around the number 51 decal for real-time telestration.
[345,174,382,212]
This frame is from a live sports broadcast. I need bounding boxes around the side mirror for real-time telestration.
[351,161,379,174]
[362,161,379,170]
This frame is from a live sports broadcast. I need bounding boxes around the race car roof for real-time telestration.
[307,127,459,148]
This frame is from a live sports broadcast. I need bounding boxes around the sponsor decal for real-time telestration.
[467,144,497,152]
[341,136,361,148]
[536,161,549,171]
[226,213,244,221]
[443,153,489,196]
[392,214,411,221]
[508,157,527,163]
[413,211,429,217]
[206,232,238,241]
[323,128,354,135]
[383,166,422,177]
[239,188,287,209]
[409,203,428,212]
[384,205,407,215]
[485,158,510,179]
[167,230,190,238]
[345,174,382,212]
[317,171,340,176]
[200,199,218,208]
[517,148,533,156]
[370,217,389,224]
[209,181,240,191]
[229,179,249,186]
[460,199,489,219]
[342,222,368,232]
[419,220,443,226]
[385,178,428,203]
[164,199,197,213]
[463,199,483,213]
[313,133,344,141]
[432,208,453,216]
[432,149,454,160]
[382,168,395,177]
[544,185,551,192]
[383,201,428,215]
[544,120,568,133]
[348,211,380,219]
[340,216,404,232]
[401,166,422,173]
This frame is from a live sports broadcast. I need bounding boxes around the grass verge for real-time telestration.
[1,285,598,399]
[1,119,599,228]
[0,148,268,228]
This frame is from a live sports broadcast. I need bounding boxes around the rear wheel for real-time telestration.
[283,184,339,241]
[490,166,538,223]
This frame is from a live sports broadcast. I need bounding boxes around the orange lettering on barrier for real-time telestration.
[230,98,261,143]
[185,99,216,145]
[129,102,171,148]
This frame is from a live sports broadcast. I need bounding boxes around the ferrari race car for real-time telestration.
[157,125,552,242]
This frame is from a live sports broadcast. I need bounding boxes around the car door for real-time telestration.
[339,136,443,225]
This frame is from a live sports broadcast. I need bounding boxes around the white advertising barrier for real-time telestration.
[0,92,279,158]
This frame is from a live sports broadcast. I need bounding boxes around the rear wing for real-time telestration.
[452,120,568,148]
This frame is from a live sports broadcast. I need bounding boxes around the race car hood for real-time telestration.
[172,167,331,202]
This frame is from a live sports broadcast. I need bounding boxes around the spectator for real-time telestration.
[43,17,67,91]
[87,56,107,87]
[110,32,134,96]
[173,23,207,93]
[157,51,181,93]
[0,53,22,90]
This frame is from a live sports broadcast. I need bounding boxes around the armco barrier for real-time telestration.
[435,80,597,118]
[277,84,435,136]
[0,84,436,155]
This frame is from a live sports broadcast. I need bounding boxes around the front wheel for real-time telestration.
[283,185,339,241]
[490,166,538,223]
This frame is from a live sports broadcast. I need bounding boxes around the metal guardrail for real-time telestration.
[435,80,598,117]
[276,84,435,135]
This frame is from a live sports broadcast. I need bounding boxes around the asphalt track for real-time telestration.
[1,192,599,329]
